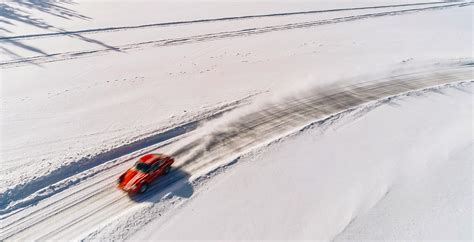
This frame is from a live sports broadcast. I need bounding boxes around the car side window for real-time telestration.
[150,160,161,172]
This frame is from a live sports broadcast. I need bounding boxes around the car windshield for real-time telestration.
[135,162,151,173]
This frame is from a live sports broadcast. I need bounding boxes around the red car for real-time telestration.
[118,153,174,194]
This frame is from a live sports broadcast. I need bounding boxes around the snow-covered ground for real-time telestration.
[2,0,472,194]
[132,82,473,241]
[1,0,472,240]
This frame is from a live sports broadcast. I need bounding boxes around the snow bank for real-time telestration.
[131,82,473,240]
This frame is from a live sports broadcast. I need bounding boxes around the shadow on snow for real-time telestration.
[0,0,119,63]
[128,168,194,203]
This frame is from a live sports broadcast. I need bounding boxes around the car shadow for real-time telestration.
[127,168,194,203]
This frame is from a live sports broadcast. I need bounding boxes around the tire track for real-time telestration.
[2,62,472,240]
[0,95,253,215]
[1,2,470,68]
[0,2,451,41]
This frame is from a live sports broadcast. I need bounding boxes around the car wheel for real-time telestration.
[164,166,171,175]
[138,183,148,194]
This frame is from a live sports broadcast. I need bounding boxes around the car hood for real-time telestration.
[121,168,148,188]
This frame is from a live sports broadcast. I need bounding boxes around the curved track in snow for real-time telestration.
[1,62,472,240]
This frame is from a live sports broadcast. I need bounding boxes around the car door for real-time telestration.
[164,157,173,168]
[149,160,162,181]
[155,159,166,176]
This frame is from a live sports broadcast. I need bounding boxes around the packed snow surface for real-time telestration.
[0,0,472,240]
[132,82,473,241]
[2,1,472,194]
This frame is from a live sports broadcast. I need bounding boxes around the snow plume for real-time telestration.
[131,79,473,241]
[168,61,473,175]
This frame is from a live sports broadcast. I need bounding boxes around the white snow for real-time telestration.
[2,0,446,38]
[1,0,472,240]
[132,82,473,241]
[2,0,472,196]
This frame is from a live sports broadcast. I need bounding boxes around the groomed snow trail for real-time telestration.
[0,1,469,68]
[133,82,472,241]
[0,2,450,41]
[1,62,472,240]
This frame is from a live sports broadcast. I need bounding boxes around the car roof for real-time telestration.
[138,153,165,164]
[139,154,158,164]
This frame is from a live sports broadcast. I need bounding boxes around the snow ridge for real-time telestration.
[89,80,473,241]
[0,93,259,215]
